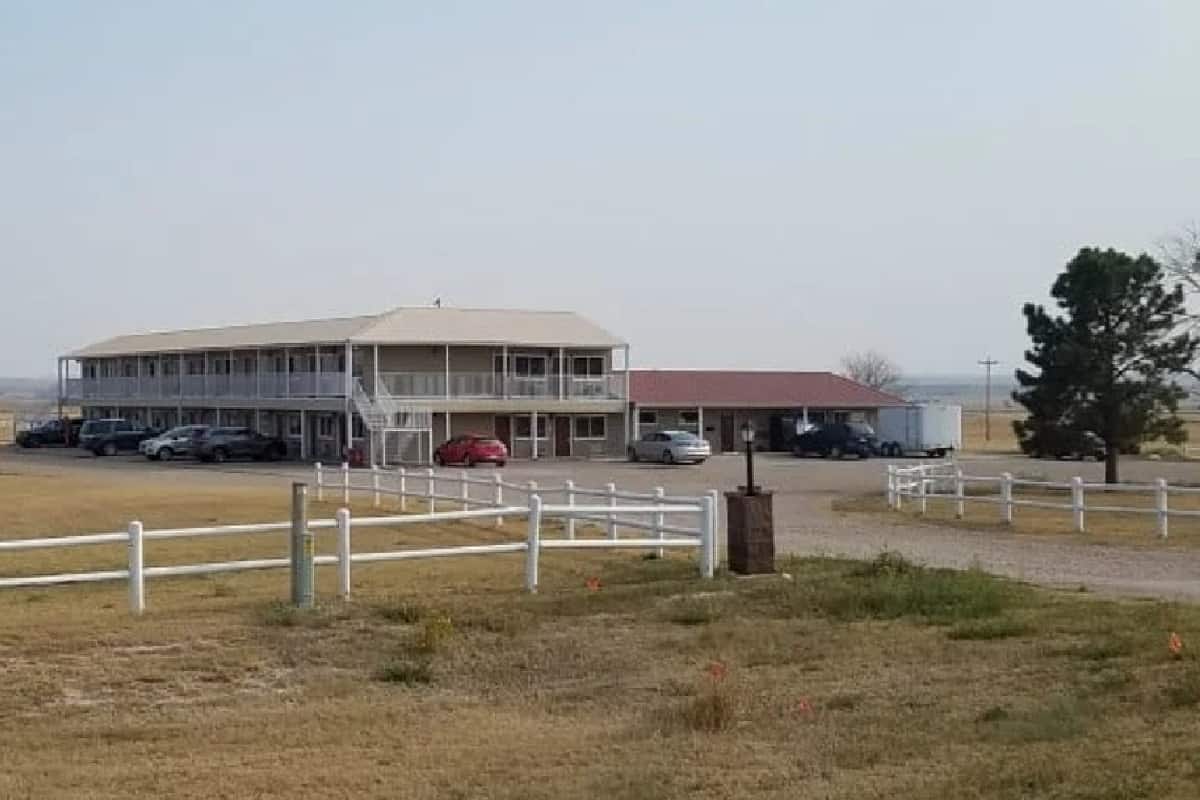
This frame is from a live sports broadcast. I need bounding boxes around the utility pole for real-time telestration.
[978,357,1000,442]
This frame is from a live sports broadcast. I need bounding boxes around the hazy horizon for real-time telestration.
[4,2,1198,377]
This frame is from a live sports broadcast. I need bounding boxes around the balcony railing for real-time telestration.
[64,370,626,403]
[69,373,348,401]
[378,372,626,401]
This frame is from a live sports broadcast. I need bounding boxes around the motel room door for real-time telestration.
[494,415,512,452]
[720,414,735,452]
[554,416,571,457]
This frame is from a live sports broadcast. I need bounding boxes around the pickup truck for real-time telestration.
[78,418,157,456]
[16,418,83,448]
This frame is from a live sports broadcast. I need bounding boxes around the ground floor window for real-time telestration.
[573,415,606,440]
[317,415,336,438]
[515,415,548,439]
[352,414,366,439]
[679,411,699,432]
[638,410,657,425]
[287,413,302,437]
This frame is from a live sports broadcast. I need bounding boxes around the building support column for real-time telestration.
[622,344,631,448]
[531,410,538,460]
[501,344,508,399]
[697,406,704,441]
[445,411,452,442]
[444,344,451,400]
[56,358,64,423]
[300,409,307,460]
[203,352,209,398]
[177,353,183,424]
[314,344,321,396]
[373,344,380,397]
[255,348,261,398]
[284,347,290,399]
[558,346,565,400]
[344,341,353,457]
[802,406,809,428]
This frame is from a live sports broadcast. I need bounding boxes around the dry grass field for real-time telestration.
[837,484,1200,550]
[961,410,1200,456]
[4,471,1200,797]
[0,410,14,445]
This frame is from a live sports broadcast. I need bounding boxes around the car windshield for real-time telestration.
[848,423,876,436]
[475,438,503,446]
[161,426,192,437]
[80,421,106,435]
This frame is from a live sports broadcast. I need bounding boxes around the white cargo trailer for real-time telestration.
[875,403,962,457]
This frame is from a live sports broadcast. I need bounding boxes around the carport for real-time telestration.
[628,370,906,452]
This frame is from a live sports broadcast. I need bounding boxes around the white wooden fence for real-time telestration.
[887,461,1200,538]
[0,468,719,614]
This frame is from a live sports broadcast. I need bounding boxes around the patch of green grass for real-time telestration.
[376,659,433,686]
[978,696,1091,743]
[665,596,724,626]
[374,598,426,624]
[413,614,455,654]
[947,618,1030,641]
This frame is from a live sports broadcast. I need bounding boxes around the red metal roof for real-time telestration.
[629,370,906,409]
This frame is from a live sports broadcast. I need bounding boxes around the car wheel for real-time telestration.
[433,452,444,467]
[829,445,843,460]
[146,452,159,461]
[496,460,506,468]
[465,455,476,467]
[212,448,228,463]
[628,447,639,462]
[159,447,174,462]
[102,441,118,457]
[859,449,870,460]
[662,449,675,465]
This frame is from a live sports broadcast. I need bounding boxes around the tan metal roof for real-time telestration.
[67,307,624,357]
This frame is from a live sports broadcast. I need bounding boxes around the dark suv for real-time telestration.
[194,427,287,463]
[78,418,157,456]
[17,418,83,448]
[793,422,878,459]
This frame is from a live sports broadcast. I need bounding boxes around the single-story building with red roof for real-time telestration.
[628,370,906,452]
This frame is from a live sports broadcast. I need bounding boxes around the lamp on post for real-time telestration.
[741,422,758,496]
[725,419,774,574]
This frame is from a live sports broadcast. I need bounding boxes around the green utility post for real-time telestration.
[291,482,314,608]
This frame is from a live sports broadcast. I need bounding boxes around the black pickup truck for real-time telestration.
[78,418,157,456]
[17,418,83,448]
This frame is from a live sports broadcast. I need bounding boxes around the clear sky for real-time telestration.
[3,1,1198,378]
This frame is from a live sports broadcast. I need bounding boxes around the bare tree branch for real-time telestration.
[840,350,903,393]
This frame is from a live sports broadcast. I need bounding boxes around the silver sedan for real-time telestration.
[628,430,712,464]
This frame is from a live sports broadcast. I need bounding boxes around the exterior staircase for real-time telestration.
[352,378,432,433]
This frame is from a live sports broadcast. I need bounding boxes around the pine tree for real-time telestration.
[1013,247,1197,483]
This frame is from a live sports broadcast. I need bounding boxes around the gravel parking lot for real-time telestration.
[5,445,1200,601]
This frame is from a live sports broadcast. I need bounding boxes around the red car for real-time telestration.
[434,434,508,467]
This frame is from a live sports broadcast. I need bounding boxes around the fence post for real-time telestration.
[1001,472,1013,524]
[564,480,576,540]
[525,494,542,593]
[886,465,896,510]
[707,489,720,570]
[606,482,618,539]
[336,507,351,600]
[1071,476,1084,532]
[895,470,904,511]
[699,492,715,579]
[1156,478,1169,539]
[494,474,504,528]
[654,486,666,558]
[955,467,965,519]
[341,461,350,505]
[315,462,323,502]
[371,465,380,508]
[127,520,144,615]
[291,482,314,609]
[398,466,407,512]
[426,468,436,513]
[460,470,470,510]
[918,474,928,515]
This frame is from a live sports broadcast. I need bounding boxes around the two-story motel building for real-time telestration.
[59,307,630,463]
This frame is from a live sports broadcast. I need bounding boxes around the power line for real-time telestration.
[978,357,1000,442]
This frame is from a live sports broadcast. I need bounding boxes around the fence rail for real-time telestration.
[886,461,1190,538]
[0,470,719,613]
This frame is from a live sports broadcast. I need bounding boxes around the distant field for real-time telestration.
[961,410,1200,456]
[0,410,13,445]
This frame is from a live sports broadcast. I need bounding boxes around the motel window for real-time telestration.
[317,416,335,438]
[145,361,156,377]
[572,356,604,378]
[512,356,547,378]
[352,415,366,439]
[514,415,547,439]
[679,411,699,432]
[287,414,302,437]
[638,410,657,425]
[573,415,606,440]
[833,411,850,424]
[123,362,136,377]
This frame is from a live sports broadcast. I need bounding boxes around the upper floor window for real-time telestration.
[572,356,604,378]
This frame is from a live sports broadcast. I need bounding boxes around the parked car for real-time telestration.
[434,434,508,467]
[78,418,158,456]
[139,425,210,461]
[194,427,287,463]
[16,418,83,448]
[628,431,711,464]
[793,422,878,459]
[1028,429,1107,461]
